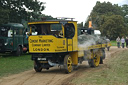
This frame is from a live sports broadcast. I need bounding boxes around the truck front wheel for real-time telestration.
[88,51,100,67]
[64,55,73,73]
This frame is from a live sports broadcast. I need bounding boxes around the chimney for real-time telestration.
[88,21,92,28]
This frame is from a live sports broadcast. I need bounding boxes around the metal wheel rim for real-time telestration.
[93,54,100,66]
[67,57,72,72]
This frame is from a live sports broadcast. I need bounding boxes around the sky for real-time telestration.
[40,0,128,23]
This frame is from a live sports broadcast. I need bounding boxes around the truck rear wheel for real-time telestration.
[64,55,73,73]
[100,49,105,64]
[34,61,42,72]
[88,51,100,67]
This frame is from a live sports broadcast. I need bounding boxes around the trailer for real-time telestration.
[28,18,111,73]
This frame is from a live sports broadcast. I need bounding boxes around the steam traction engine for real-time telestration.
[28,18,111,73]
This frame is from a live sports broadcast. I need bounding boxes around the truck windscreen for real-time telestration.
[30,24,62,37]
[0,26,13,37]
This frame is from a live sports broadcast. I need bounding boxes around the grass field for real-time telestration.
[70,50,128,85]
[0,54,33,78]
[110,40,117,46]
[110,40,126,47]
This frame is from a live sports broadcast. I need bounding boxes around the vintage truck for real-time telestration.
[28,18,111,73]
[0,23,29,56]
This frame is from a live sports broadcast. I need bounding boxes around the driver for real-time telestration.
[65,24,74,38]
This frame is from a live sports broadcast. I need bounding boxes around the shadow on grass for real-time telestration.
[0,52,30,57]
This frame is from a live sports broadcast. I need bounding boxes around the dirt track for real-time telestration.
[0,46,127,85]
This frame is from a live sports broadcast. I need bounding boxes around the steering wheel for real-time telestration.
[42,32,46,35]
[59,30,63,37]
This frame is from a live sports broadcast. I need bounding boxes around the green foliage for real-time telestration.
[100,15,127,39]
[0,0,45,23]
[110,40,117,46]
[122,4,128,25]
[0,7,9,24]
[93,1,123,15]
[77,22,84,28]
[122,4,128,17]
[85,1,128,40]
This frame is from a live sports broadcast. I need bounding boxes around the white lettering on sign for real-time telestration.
[39,39,53,43]
[30,39,38,43]
[32,44,41,47]
[42,44,50,47]
[29,39,53,43]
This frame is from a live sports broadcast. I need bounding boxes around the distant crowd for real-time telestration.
[116,36,128,48]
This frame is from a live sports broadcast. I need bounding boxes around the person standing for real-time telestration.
[121,36,125,48]
[125,37,128,48]
[116,36,120,48]
[106,38,110,51]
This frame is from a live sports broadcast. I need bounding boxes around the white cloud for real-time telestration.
[40,0,127,23]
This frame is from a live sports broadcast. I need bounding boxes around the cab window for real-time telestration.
[8,29,13,37]
[19,29,23,35]
[30,24,63,38]
[14,29,18,35]
[0,26,13,37]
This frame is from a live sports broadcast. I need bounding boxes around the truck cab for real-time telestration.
[0,23,28,56]
[28,20,78,53]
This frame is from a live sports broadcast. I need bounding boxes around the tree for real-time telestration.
[0,0,45,23]
[92,1,123,16]
[77,22,83,28]
[100,15,127,39]
[85,1,128,40]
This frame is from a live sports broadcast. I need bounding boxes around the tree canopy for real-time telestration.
[0,8,9,24]
[122,4,128,25]
[84,1,128,40]
[0,0,45,24]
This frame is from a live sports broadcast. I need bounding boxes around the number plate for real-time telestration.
[37,58,46,60]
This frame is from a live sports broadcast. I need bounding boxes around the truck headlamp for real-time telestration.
[4,43,8,45]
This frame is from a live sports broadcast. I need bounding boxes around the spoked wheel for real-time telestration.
[88,51,100,67]
[64,55,73,73]
[34,61,42,72]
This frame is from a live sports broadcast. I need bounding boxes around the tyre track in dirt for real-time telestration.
[0,46,127,85]
[0,65,76,85]
[62,46,128,85]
